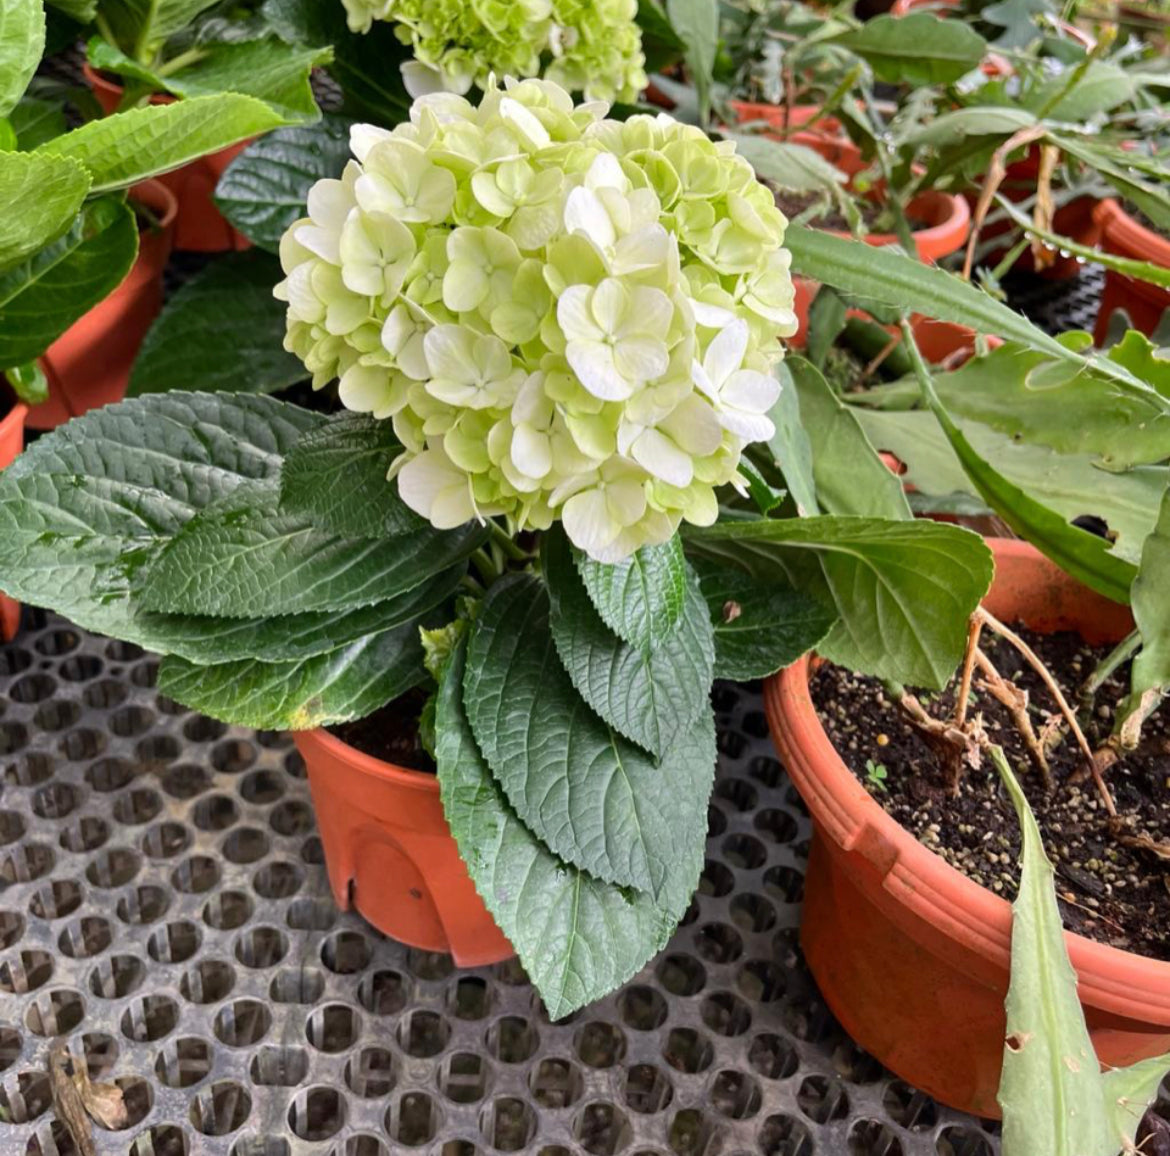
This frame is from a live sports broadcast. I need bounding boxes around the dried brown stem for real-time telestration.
[976,607,1117,817]
[49,1044,96,1156]
[953,615,984,729]
[898,691,980,795]
[973,649,1052,788]
[861,333,902,382]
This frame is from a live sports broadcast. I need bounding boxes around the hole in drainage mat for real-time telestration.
[572,1102,633,1156]
[528,1057,584,1110]
[397,1009,450,1057]
[447,975,491,1020]
[25,989,84,1036]
[286,898,335,931]
[0,949,53,994]
[321,930,372,974]
[0,1026,22,1073]
[358,969,408,1015]
[86,847,139,888]
[662,1028,713,1075]
[250,1045,309,1087]
[437,1052,491,1104]
[239,769,284,805]
[0,1071,53,1123]
[172,855,220,894]
[215,999,272,1047]
[230,1138,289,1156]
[848,1120,905,1156]
[709,1070,761,1120]
[748,1034,799,1081]
[80,1033,119,1080]
[190,1079,252,1136]
[306,1004,361,1053]
[485,1015,539,1063]
[2,842,55,883]
[32,783,80,821]
[59,817,109,855]
[116,884,170,924]
[141,821,190,859]
[235,925,289,969]
[252,860,302,899]
[156,1037,214,1088]
[623,1064,673,1115]
[759,1114,814,1156]
[203,890,253,931]
[121,994,179,1042]
[700,991,752,1037]
[128,1123,189,1156]
[385,1091,441,1146]
[289,1086,347,1141]
[179,959,236,1004]
[574,1022,627,1068]
[269,799,313,836]
[334,1137,389,1156]
[617,986,668,1032]
[344,1046,397,1098]
[148,920,201,964]
[796,1074,850,1123]
[935,1127,995,1156]
[479,1096,537,1152]
[111,787,164,827]
[57,916,110,959]
[881,1081,938,1131]
[193,794,239,833]
[88,954,144,999]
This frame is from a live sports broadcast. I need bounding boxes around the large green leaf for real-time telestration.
[1054,134,1170,233]
[686,515,994,689]
[139,480,486,618]
[463,574,714,916]
[279,413,424,540]
[853,408,1165,566]
[135,567,464,665]
[129,250,303,397]
[10,93,67,149]
[636,0,687,72]
[35,95,288,194]
[214,114,353,252]
[437,636,677,1021]
[0,393,323,641]
[99,0,222,58]
[722,134,846,194]
[544,529,714,760]
[903,332,1138,605]
[767,365,819,516]
[573,536,688,651]
[158,615,428,730]
[1131,485,1170,698]
[1023,61,1136,121]
[904,106,1038,148]
[0,0,43,118]
[784,227,1081,367]
[689,555,837,681]
[860,342,1170,469]
[787,356,912,519]
[666,0,717,123]
[994,747,1170,1156]
[832,12,987,85]
[0,196,137,369]
[262,0,410,125]
[158,38,329,123]
[0,150,89,272]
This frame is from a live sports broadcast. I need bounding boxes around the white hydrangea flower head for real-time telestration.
[275,77,799,563]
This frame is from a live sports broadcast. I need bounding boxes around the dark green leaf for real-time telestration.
[214,114,354,252]
[437,635,677,1021]
[768,365,819,516]
[806,289,848,371]
[544,528,714,759]
[1131,485,1170,697]
[686,515,994,690]
[35,94,288,194]
[1023,61,1135,121]
[129,250,304,397]
[139,480,485,618]
[666,0,718,123]
[463,574,714,916]
[573,536,688,651]
[788,356,913,519]
[0,196,137,369]
[689,555,837,681]
[832,13,988,86]
[158,615,428,730]
[1054,135,1170,233]
[637,0,687,71]
[0,0,44,119]
[904,106,1038,148]
[280,412,424,539]
[100,0,221,55]
[0,149,89,272]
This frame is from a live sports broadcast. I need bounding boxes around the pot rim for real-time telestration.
[0,398,29,451]
[294,724,440,795]
[1094,197,1170,264]
[131,178,180,233]
[764,537,1170,1020]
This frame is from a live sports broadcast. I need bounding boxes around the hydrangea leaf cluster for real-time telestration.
[339,0,647,104]
[276,79,798,563]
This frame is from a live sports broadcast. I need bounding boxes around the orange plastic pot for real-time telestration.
[28,180,178,431]
[764,539,1170,1117]
[84,64,252,253]
[788,134,970,343]
[1093,198,1170,343]
[0,397,28,640]
[726,99,843,141]
[294,727,514,966]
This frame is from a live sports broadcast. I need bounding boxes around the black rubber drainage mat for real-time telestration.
[0,610,1008,1156]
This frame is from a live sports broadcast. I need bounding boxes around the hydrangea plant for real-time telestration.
[338,0,648,102]
[0,78,1001,1017]
[276,78,798,560]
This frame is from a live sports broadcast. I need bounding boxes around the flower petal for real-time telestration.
[564,187,616,251]
[631,428,693,488]
[563,488,620,556]
[702,319,750,388]
[566,341,633,401]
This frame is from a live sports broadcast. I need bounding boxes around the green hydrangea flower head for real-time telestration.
[338,0,647,103]
[275,78,798,563]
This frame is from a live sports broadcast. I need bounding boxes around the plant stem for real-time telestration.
[488,520,529,562]
[953,615,984,729]
[989,235,1033,283]
[470,548,500,586]
[1079,629,1141,708]
[156,48,209,78]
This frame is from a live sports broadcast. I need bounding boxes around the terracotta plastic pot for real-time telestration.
[764,539,1170,1117]
[84,64,251,253]
[788,134,970,343]
[294,727,514,966]
[28,180,178,431]
[727,99,843,141]
[0,397,28,640]
[1093,198,1170,343]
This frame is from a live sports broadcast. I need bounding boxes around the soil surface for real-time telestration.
[810,628,1170,961]
[328,687,436,773]
[773,188,927,233]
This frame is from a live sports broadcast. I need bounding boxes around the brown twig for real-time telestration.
[1031,142,1059,271]
[49,1044,97,1156]
[897,691,981,795]
[976,607,1117,817]
[860,333,903,382]
[974,649,1052,788]
[953,615,984,729]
